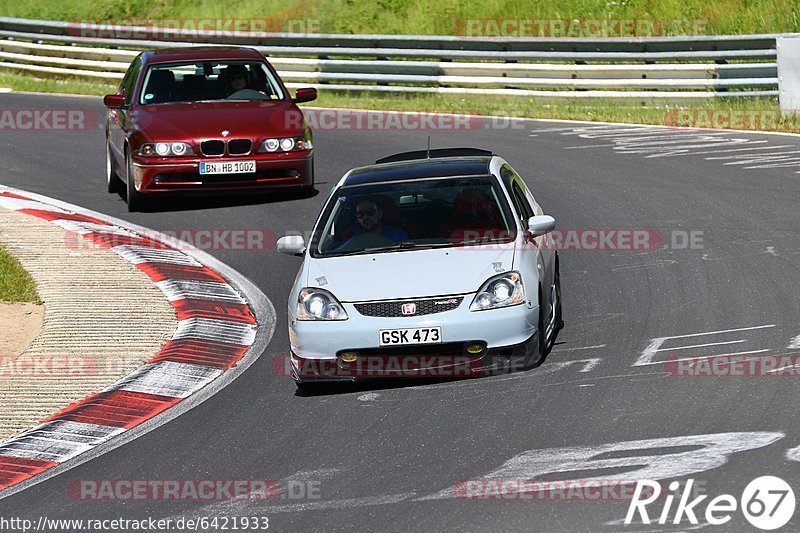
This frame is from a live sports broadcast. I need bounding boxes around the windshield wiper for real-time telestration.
[459,237,514,246]
[364,241,419,253]
[329,241,451,257]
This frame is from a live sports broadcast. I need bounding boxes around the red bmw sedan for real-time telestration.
[103,46,317,211]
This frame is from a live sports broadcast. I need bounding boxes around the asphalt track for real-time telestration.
[2,92,800,532]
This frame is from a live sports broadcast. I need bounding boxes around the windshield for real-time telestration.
[138,60,285,105]
[310,175,517,257]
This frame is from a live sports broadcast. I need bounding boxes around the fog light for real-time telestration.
[466,343,485,355]
[340,352,358,363]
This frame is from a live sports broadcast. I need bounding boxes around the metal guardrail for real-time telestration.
[0,17,784,100]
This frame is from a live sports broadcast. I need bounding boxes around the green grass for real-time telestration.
[0,0,797,35]
[1,70,798,133]
[0,244,41,304]
[0,71,114,96]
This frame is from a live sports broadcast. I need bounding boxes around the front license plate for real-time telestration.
[379,327,442,346]
[199,160,256,175]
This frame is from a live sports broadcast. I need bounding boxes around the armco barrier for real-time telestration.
[0,16,787,101]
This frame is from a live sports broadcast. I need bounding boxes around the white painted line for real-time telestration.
[563,143,616,149]
[109,361,223,398]
[611,260,676,272]
[634,324,775,366]
[765,363,800,374]
[0,438,91,462]
[552,344,607,352]
[172,317,257,346]
[657,324,775,341]
[155,279,245,303]
[0,421,125,463]
[789,334,800,350]
[113,245,202,266]
[51,220,129,236]
[0,196,70,213]
[693,141,778,155]
[655,339,747,352]
[25,421,124,442]
[635,349,771,366]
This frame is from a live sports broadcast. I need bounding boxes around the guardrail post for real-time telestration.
[777,36,800,113]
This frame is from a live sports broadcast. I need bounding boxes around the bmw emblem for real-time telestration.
[221,130,230,137]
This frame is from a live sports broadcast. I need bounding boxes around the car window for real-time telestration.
[120,55,142,106]
[310,175,518,257]
[512,181,534,223]
[138,60,285,105]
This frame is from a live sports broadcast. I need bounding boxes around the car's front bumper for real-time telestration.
[289,299,539,383]
[131,150,312,193]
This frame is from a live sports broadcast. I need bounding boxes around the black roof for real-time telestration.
[342,149,494,187]
[375,148,493,164]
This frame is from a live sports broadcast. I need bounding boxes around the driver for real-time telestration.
[341,199,409,247]
[223,64,248,95]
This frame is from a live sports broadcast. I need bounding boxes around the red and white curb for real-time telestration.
[0,185,274,498]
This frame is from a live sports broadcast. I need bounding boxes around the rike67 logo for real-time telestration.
[626,476,795,530]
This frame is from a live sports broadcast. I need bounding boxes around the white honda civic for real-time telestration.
[277,148,563,387]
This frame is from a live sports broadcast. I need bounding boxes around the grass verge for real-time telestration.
[0,0,797,36]
[0,244,41,304]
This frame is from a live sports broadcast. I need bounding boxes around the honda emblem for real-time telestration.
[401,303,416,315]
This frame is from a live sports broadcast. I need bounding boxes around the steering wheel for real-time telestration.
[226,89,269,100]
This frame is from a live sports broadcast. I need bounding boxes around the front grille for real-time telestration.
[200,140,225,156]
[227,138,252,155]
[355,296,463,317]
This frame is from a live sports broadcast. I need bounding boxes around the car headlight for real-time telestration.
[259,135,312,153]
[297,288,348,321]
[139,142,195,157]
[470,271,525,311]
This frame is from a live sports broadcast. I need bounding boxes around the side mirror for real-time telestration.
[528,215,556,237]
[293,87,317,104]
[277,235,306,256]
[103,94,125,109]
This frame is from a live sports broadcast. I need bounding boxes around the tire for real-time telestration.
[106,142,121,194]
[553,258,565,332]
[519,285,548,370]
[297,158,315,198]
[125,148,146,212]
